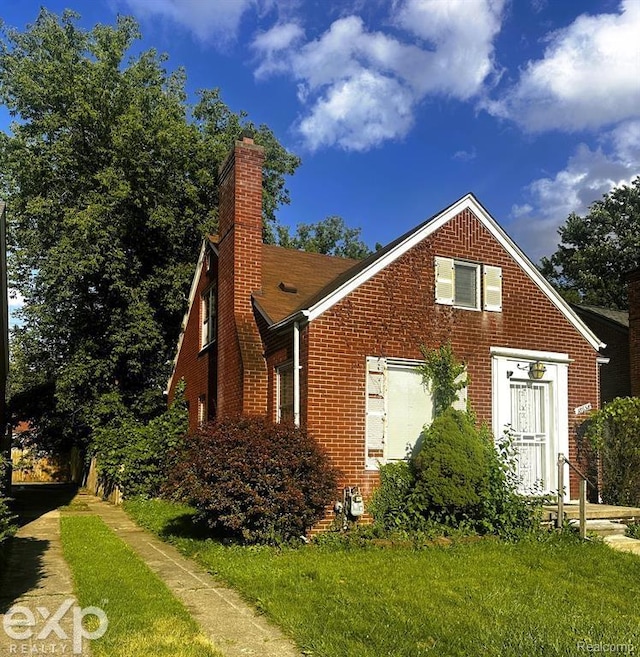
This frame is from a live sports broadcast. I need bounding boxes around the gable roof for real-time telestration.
[572,304,629,330]
[270,193,605,352]
[255,245,358,324]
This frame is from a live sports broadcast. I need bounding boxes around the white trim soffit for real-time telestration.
[165,239,207,394]
[490,346,571,364]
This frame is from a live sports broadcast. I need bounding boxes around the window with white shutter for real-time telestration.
[483,265,502,312]
[435,257,502,312]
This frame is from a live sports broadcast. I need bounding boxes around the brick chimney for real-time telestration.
[216,136,268,417]
[629,268,640,397]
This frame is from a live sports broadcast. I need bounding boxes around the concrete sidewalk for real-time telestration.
[0,484,300,657]
[0,484,92,655]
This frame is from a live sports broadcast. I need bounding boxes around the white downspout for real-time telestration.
[293,321,301,427]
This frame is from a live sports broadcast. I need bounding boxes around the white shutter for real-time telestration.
[435,257,454,305]
[365,357,386,470]
[483,265,502,312]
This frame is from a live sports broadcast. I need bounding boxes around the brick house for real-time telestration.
[572,305,630,404]
[168,137,606,505]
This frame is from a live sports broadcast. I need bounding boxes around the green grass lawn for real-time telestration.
[126,497,640,657]
[60,513,222,657]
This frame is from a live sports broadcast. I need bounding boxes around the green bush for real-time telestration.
[586,397,640,506]
[91,386,188,498]
[411,409,490,522]
[369,411,541,539]
[477,426,543,539]
[0,496,16,544]
[368,461,416,530]
[163,416,339,545]
[0,454,16,550]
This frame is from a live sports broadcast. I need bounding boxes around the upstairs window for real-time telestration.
[202,283,217,348]
[435,257,502,312]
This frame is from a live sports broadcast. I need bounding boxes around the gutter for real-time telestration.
[293,321,301,427]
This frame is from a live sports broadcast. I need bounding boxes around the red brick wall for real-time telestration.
[629,268,640,397]
[168,249,216,434]
[300,208,600,500]
[217,138,268,417]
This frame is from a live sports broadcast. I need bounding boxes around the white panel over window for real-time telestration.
[483,265,502,312]
[365,357,434,469]
[434,257,454,305]
[386,363,433,461]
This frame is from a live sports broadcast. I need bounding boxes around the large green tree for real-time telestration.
[540,177,640,310]
[276,215,373,259]
[0,9,299,448]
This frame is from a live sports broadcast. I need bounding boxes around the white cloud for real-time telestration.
[298,70,415,151]
[452,147,477,162]
[253,0,506,151]
[486,0,640,132]
[254,21,305,76]
[509,120,640,261]
[120,0,263,43]
[394,0,504,98]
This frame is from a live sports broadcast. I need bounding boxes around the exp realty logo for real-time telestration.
[3,599,108,654]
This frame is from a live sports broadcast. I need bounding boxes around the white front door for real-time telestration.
[492,348,570,499]
[509,380,552,494]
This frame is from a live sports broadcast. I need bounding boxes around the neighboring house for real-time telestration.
[629,268,640,397]
[168,137,605,511]
[572,305,630,404]
[0,202,10,492]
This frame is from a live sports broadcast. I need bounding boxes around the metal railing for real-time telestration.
[557,453,597,539]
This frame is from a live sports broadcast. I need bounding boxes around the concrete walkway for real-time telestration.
[603,534,640,556]
[0,484,92,655]
[0,484,300,657]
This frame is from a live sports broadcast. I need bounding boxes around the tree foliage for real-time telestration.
[276,215,373,259]
[417,342,467,417]
[0,9,299,446]
[586,397,640,506]
[90,382,189,499]
[540,177,640,310]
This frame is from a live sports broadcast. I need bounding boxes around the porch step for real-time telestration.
[542,503,640,524]
[568,519,628,537]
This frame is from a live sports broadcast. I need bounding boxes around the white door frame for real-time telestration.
[491,347,570,501]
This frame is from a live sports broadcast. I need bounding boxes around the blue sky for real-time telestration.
[3,0,640,325]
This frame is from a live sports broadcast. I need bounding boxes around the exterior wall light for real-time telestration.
[529,361,546,380]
